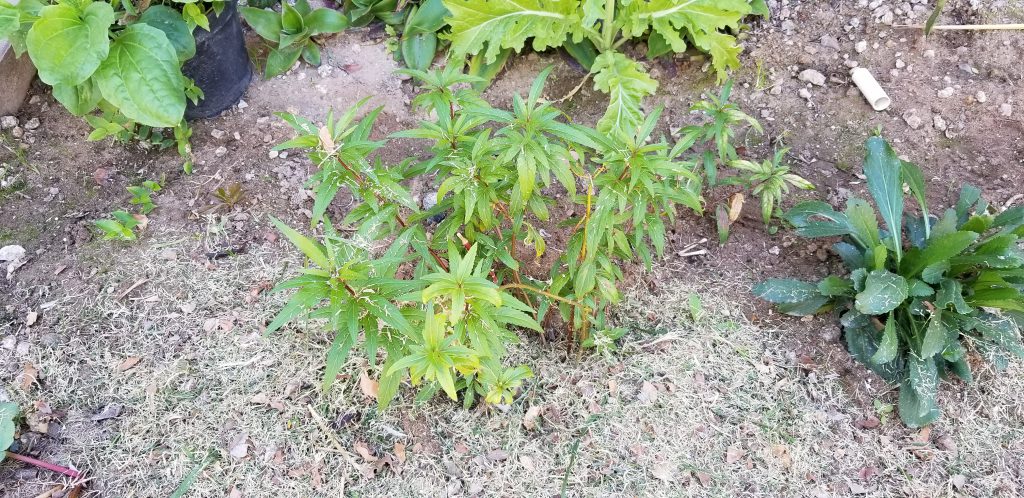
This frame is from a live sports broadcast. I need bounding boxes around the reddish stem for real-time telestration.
[4,451,81,478]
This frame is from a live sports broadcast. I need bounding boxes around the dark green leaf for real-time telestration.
[855,270,908,315]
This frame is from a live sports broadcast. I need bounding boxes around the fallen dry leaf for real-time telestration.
[650,461,674,482]
[25,311,38,326]
[90,403,122,422]
[359,370,379,400]
[393,442,407,465]
[725,445,746,464]
[20,362,38,391]
[228,433,249,460]
[522,405,543,430]
[486,449,509,462]
[354,441,378,462]
[203,318,220,332]
[250,393,271,404]
[638,381,659,403]
[858,465,878,480]
[228,487,243,498]
[696,471,712,486]
[117,356,141,372]
[93,167,112,185]
[728,192,745,222]
[454,442,469,454]
[771,444,793,469]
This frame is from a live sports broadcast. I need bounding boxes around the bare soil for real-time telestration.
[1,1,1023,496]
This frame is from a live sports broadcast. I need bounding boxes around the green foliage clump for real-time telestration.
[265,66,759,408]
[0,402,16,461]
[241,0,349,78]
[442,0,767,136]
[755,135,1024,427]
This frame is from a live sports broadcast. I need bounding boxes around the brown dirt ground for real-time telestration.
[1,1,1023,496]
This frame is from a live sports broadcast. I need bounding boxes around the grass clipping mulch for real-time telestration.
[1,237,1022,497]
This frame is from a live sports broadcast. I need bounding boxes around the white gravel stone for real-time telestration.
[799,69,827,87]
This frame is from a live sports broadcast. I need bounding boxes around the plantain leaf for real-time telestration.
[855,269,908,315]
[863,136,905,262]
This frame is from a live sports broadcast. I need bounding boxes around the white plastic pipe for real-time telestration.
[851,68,891,111]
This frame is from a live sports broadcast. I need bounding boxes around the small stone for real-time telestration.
[798,88,812,99]
[210,129,226,139]
[11,127,23,139]
[23,118,40,130]
[895,59,905,69]
[923,49,936,58]
[933,115,947,131]
[236,99,248,110]
[1000,103,1013,117]
[768,246,781,256]
[214,146,228,157]
[855,40,868,53]
[975,91,987,103]
[820,35,841,50]
[159,249,178,261]
[268,150,279,159]
[799,69,827,87]
[0,116,18,129]
[937,87,955,98]
[902,110,923,130]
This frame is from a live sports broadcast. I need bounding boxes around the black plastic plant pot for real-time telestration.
[182,0,252,120]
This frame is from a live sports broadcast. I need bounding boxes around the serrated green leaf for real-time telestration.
[443,0,578,64]
[619,0,750,81]
[592,51,658,137]
[920,310,947,358]
[900,230,978,277]
[753,279,819,304]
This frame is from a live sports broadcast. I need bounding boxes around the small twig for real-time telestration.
[305,404,362,471]
[895,23,1024,31]
[115,278,149,301]
[4,451,81,478]
[555,73,593,103]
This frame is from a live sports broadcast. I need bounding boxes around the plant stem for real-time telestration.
[499,283,584,309]
[4,451,81,478]
[601,0,616,51]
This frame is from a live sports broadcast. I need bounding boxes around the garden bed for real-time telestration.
[1,0,1023,496]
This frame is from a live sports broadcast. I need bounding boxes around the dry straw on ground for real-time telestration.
[1,235,1022,497]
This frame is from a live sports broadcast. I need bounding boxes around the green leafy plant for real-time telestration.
[241,0,349,78]
[443,0,768,136]
[128,180,162,214]
[755,135,1024,427]
[206,182,246,212]
[730,147,814,226]
[343,0,406,26]
[266,66,756,408]
[0,402,16,461]
[0,0,223,170]
[94,210,145,241]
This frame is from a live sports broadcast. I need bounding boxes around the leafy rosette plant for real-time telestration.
[755,135,1024,427]
[241,0,349,77]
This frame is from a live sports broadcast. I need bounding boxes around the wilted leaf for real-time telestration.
[354,441,378,462]
[117,356,141,372]
[771,444,792,468]
[359,369,379,400]
[522,405,543,430]
[638,381,659,403]
[651,461,674,482]
[728,193,745,222]
[725,445,745,464]
[228,433,249,459]
[393,442,407,465]
[90,403,122,422]
[20,363,38,391]
[25,311,38,326]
